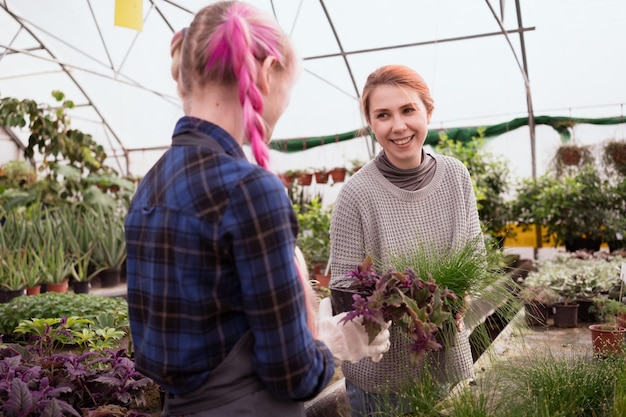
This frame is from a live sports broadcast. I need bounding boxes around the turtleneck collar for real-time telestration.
[374,149,437,191]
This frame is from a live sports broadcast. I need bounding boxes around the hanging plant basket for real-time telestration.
[329,167,346,183]
[278,172,295,188]
[553,144,594,177]
[603,140,626,176]
[296,171,313,186]
[314,170,329,184]
[556,145,590,166]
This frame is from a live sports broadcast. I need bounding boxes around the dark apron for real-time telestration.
[162,332,306,417]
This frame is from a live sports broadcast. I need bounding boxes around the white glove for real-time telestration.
[316,297,391,365]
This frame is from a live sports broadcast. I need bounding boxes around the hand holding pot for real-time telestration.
[316,297,391,365]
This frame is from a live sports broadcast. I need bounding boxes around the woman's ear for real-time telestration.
[257,56,277,95]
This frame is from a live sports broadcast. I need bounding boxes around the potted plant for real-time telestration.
[552,143,594,177]
[603,180,626,252]
[294,169,314,186]
[0,160,37,189]
[332,237,518,364]
[90,205,127,289]
[277,170,295,188]
[436,132,516,246]
[513,166,611,252]
[602,139,626,177]
[0,248,27,302]
[589,297,626,355]
[348,158,366,175]
[332,255,459,365]
[26,207,77,293]
[0,209,31,301]
[294,197,332,281]
[15,248,44,296]
[519,284,560,327]
[38,240,75,293]
[314,169,329,184]
[524,253,624,327]
[53,205,104,293]
[328,167,347,183]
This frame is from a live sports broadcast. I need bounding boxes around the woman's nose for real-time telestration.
[391,117,407,132]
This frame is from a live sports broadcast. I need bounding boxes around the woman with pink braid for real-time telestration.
[124,2,389,416]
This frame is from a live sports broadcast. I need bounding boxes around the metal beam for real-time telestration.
[303,27,535,61]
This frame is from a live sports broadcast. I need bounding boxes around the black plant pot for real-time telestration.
[329,287,369,315]
[576,299,594,323]
[565,237,602,253]
[553,303,579,328]
[73,281,91,294]
[524,301,549,327]
[0,288,26,304]
[99,267,121,288]
[607,239,626,253]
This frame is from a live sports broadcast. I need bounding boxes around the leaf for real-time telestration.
[363,319,383,344]
[5,378,35,415]
[40,397,82,417]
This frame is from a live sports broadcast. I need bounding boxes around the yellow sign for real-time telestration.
[114,0,143,31]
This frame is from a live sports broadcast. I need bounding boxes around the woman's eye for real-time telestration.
[376,113,389,119]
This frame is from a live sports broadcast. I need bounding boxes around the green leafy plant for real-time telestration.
[0,160,37,190]
[0,210,32,291]
[90,204,128,270]
[438,347,626,415]
[0,292,128,336]
[590,297,626,326]
[13,314,127,356]
[603,179,626,252]
[0,91,106,178]
[512,166,611,250]
[524,253,623,305]
[436,131,515,245]
[294,196,332,272]
[13,316,93,356]
[0,91,136,210]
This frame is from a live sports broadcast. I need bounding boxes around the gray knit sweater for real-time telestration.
[329,153,482,393]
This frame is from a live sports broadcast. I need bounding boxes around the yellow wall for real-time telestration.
[504,224,608,249]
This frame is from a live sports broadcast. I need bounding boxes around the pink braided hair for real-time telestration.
[205,3,283,170]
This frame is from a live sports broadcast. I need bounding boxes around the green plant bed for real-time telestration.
[0,292,128,337]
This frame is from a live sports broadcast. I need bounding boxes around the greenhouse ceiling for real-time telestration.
[1,0,625,178]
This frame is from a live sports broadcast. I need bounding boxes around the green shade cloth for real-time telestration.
[269,115,626,153]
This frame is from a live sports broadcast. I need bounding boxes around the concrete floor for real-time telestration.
[475,309,596,372]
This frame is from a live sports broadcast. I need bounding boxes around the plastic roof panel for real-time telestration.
[1,0,625,177]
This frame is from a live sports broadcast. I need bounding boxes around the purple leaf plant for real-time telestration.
[0,334,153,416]
[339,256,459,364]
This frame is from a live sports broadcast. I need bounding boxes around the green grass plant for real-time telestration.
[389,236,524,360]
[356,351,626,416]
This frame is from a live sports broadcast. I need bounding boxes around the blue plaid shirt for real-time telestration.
[125,116,334,399]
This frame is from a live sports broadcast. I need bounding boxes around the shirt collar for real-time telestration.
[172,116,246,159]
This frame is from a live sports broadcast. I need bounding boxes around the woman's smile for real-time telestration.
[389,135,414,146]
